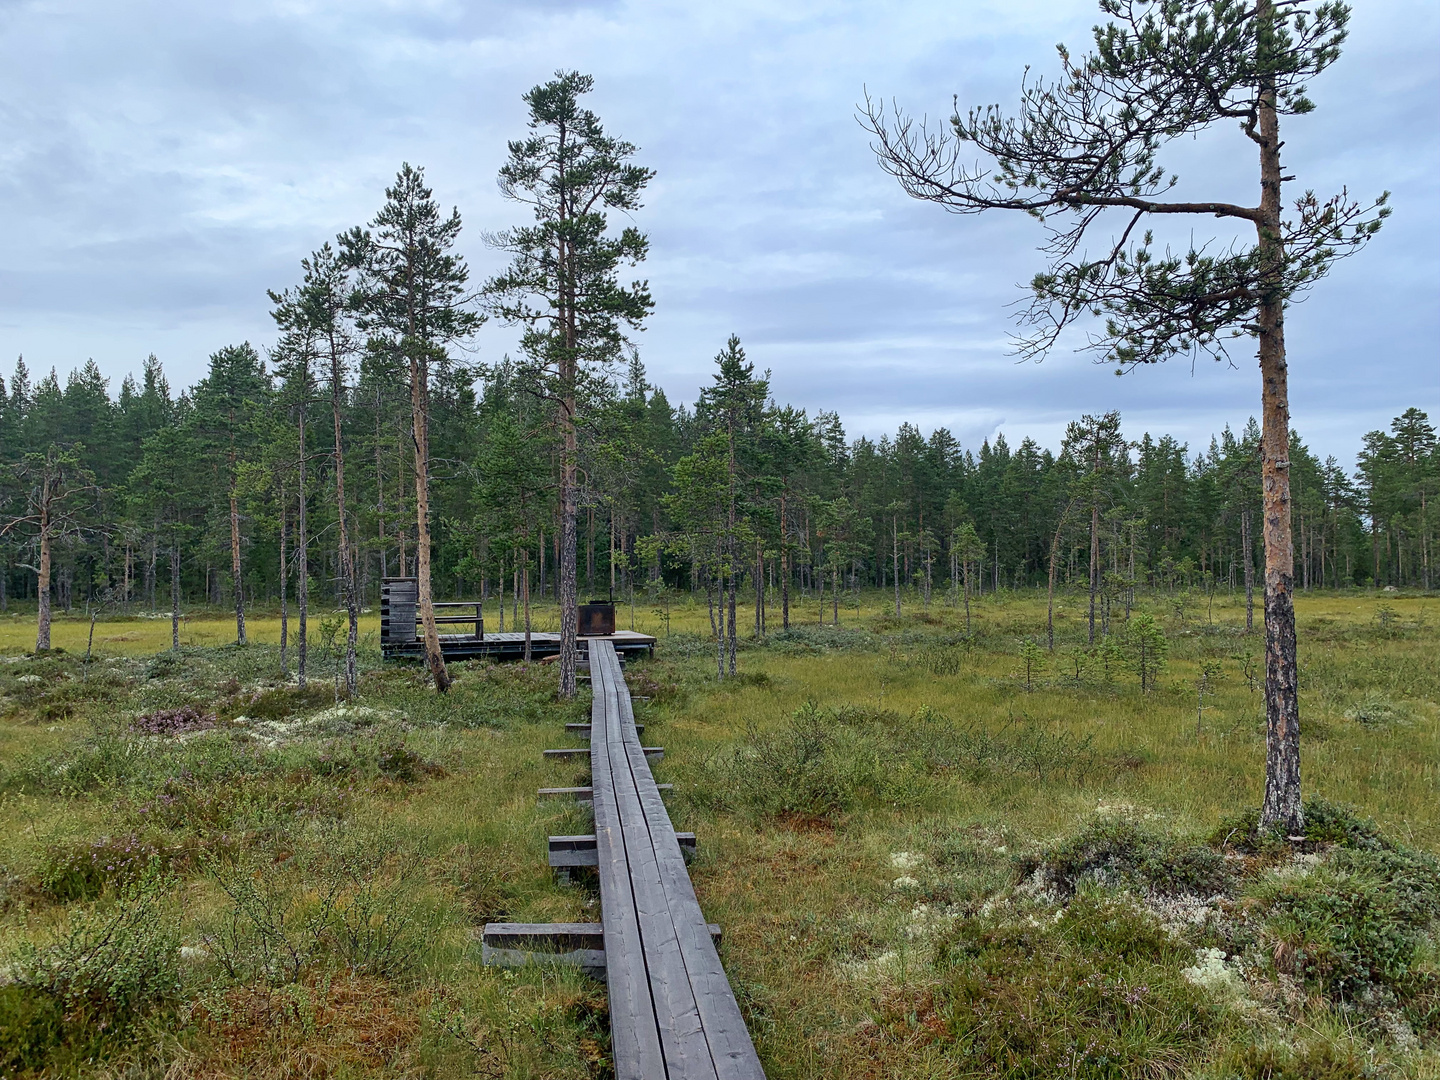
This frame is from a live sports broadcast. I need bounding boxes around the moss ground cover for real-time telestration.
[0,588,1435,1077]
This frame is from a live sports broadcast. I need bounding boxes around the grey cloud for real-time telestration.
[0,0,1432,466]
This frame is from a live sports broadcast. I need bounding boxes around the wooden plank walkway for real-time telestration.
[586,638,766,1080]
[486,638,765,1078]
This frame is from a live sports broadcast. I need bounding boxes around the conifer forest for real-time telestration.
[3,338,1434,634]
[1,3,1437,1078]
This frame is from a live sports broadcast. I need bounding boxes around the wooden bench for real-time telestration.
[586,638,766,1080]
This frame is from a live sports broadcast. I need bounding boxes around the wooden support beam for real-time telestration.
[544,747,663,761]
[568,722,644,736]
[481,921,721,976]
[550,832,695,868]
[537,784,672,802]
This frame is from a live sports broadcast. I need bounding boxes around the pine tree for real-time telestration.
[190,343,270,645]
[484,71,654,699]
[344,164,481,692]
[866,0,1389,833]
[271,243,361,695]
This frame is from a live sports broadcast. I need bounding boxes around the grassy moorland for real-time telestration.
[0,588,1435,1078]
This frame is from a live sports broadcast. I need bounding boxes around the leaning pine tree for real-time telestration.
[484,70,654,700]
[344,165,482,693]
[865,0,1388,833]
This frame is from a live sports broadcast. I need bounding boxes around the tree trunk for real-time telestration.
[332,346,358,697]
[558,383,579,699]
[727,553,737,676]
[279,480,289,677]
[35,482,51,652]
[375,385,388,580]
[170,537,181,650]
[229,439,247,645]
[781,534,790,631]
[297,405,309,687]
[523,554,532,663]
[1048,526,1063,653]
[410,349,450,692]
[892,515,900,616]
[1241,507,1255,631]
[1256,51,1302,836]
[755,536,763,637]
[1088,500,1100,645]
[713,572,724,679]
[146,533,156,610]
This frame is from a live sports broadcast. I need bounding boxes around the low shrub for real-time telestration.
[230,682,336,723]
[706,701,1120,820]
[1209,797,1390,854]
[716,702,897,819]
[1254,844,1440,1002]
[765,625,875,654]
[205,837,428,986]
[0,985,65,1074]
[1218,1041,1372,1080]
[1343,698,1412,727]
[910,707,1108,784]
[1022,819,1233,898]
[2,868,179,1062]
[130,704,217,736]
[928,900,1217,1077]
[398,661,583,729]
[37,833,167,902]
[6,725,436,799]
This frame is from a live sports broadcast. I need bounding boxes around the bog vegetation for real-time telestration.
[0,1,1435,1076]
[0,591,1436,1078]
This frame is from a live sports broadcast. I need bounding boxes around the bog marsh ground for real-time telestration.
[0,588,1436,1078]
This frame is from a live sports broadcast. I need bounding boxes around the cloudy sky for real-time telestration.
[0,0,1434,464]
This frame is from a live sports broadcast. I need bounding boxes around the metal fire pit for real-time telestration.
[578,601,616,636]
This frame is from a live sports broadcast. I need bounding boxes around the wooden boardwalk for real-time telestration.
[485,638,766,1079]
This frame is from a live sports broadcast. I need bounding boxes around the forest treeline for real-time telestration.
[0,341,1432,625]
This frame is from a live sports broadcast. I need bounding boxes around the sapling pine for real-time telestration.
[1018,637,1047,692]
[1122,612,1169,693]
[1197,657,1224,734]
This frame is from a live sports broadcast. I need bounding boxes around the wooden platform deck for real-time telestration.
[485,638,766,1079]
[377,579,655,662]
[381,629,657,662]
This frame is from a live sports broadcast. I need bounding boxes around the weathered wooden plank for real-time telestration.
[483,921,719,949]
[589,643,668,1080]
[480,921,721,977]
[568,722,644,735]
[602,654,718,1080]
[483,922,606,950]
[600,638,767,1080]
[550,832,695,852]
